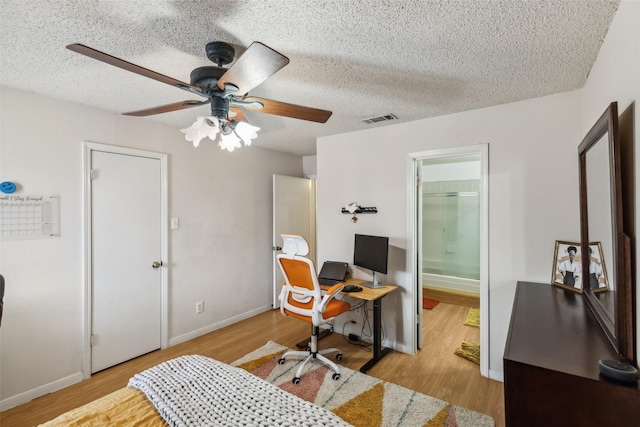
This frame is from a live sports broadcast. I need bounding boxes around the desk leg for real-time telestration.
[360,297,392,373]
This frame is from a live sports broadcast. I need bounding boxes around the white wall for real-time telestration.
[315,1,640,379]
[317,89,583,379]
[0,87,303,407]
[302,155,318,179]
[580,0,640,360]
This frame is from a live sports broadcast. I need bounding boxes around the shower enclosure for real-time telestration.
[421,157,480,294]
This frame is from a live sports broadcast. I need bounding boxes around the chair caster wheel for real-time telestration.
[292,377,300,385]
[306,346,311,352]
[332,373,340,381]
[278,358,286,365]
[336,353,343,361]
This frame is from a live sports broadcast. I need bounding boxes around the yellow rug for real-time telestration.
[233,341,494,427]
[454,340,480,365]
[464,308,480,327]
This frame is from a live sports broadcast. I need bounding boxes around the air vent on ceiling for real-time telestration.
[362,114,398,124]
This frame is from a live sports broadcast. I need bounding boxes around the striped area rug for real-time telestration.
[232,341,494,427]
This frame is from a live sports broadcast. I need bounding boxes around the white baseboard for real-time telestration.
[0,372,83,411]
[422,274,480,294]
[488,368,504,382]
[169,305,273,347]
[385,339,410,355]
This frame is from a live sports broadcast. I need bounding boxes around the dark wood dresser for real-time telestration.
[503,281,640,426]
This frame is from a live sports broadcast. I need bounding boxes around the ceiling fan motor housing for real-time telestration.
[190,66,229,119]
[209,95,230,120]
[190,66,226,91]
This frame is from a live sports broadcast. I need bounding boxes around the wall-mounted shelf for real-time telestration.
[341,206,377,214]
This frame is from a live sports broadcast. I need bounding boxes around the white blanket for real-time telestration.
[128,355,350,427]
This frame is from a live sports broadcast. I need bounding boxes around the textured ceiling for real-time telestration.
[0,0,620,156]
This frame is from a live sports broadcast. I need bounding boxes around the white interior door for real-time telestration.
[272,175,315,308]
[90,149,163,373]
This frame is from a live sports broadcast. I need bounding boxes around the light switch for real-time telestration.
[170,217,180,230]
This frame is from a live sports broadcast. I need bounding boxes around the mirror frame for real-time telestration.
[578,102,634,362]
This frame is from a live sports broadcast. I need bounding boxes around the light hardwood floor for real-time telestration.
[1,303,505,426]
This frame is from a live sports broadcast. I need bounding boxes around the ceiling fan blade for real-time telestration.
[217,42,289,95]
[229,107,248,122]
[123,100,209,117]
[66,44,204,95]
[242,97,332,123]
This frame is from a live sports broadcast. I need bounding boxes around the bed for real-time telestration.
[39,354,349,427]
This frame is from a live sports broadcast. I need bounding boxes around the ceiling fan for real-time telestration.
[66,41,332,151]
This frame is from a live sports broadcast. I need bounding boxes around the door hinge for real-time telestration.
[416,313,421,324]
[89,169,96,181]
[416,175,421,187]
[90,334,95,346]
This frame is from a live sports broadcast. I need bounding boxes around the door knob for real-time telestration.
[152,261,163,269]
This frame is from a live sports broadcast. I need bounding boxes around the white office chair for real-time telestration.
[276,234,350,384]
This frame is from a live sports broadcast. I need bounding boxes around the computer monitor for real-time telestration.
[353,234,388,288]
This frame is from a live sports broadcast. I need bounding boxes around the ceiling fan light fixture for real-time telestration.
[180,115,259,152]
[234,121,260,146]
[218,130,242,152]
[66,42,332,150]
[180,116,220,147]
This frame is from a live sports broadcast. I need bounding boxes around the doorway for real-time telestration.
[408,144,488,377]
[272,175,316,308]
[83,142,168,377]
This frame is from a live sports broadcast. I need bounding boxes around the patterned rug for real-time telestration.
[232,341,494,427]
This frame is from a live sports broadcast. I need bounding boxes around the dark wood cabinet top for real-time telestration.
[504,281,638,387]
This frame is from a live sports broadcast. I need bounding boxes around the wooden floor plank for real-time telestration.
[0,304,504,426]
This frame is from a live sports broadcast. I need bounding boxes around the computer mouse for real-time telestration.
[343,284,362,292]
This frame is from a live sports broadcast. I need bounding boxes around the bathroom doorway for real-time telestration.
[408,144,488,377]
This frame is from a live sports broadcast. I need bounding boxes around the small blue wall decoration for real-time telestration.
[0,182,17,194]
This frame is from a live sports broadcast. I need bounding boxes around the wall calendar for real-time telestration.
[0,195,60,239]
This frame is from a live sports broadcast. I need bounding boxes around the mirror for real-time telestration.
[578,102,634,361]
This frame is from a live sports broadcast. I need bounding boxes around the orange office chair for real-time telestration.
[276,234,350,384]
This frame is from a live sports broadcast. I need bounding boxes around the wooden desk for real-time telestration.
[323,278,398,373]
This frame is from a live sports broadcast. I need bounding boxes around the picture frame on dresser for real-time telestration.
[551,240,583,292]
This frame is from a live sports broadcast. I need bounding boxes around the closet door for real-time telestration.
[90,150,162,373]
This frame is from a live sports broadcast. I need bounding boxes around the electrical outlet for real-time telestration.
[196,301,204,314]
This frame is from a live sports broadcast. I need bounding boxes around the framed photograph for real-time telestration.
[585,241,609,292]
[551,240,582,292]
